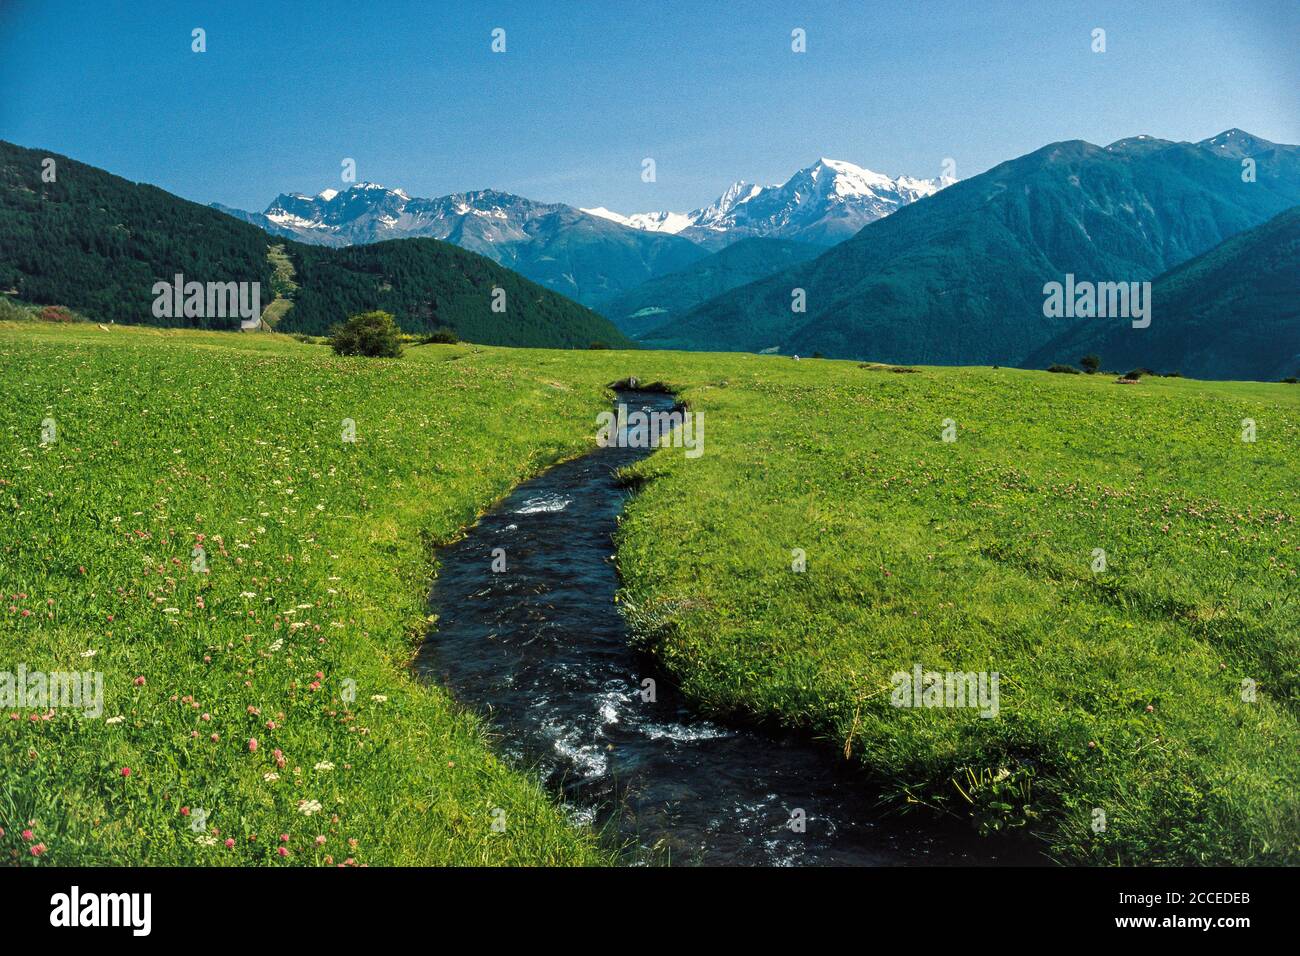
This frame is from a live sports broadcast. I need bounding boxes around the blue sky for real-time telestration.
[2,0,1296,214]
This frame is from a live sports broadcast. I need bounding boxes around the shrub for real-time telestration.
[1047,364,1080,374]
[589,341,611,350]
[0,296,32,322]
[38,305,78,323]
[328,310,403,358]
[1080,354,1100,374]
[423,327,459,345]
[1120,369,1144,381]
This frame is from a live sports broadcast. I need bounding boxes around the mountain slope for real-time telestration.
[215,186,707,307]
[586,158,953,250]
[0,141,632,347]
[1025,205,1300,381]
[595,237,823,337]
[647,131,1300,370]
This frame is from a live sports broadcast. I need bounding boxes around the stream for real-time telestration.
[416,389,1038,865]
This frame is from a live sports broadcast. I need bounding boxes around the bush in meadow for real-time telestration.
[423,327,459,345]
[329,310,403,358]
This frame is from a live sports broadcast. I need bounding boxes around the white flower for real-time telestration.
[195,835,217,846]
[163,607,179,614]
[263,771,279,782]
[297,799,323,816]
[269,639,283,652]
[106,715,125,725]
[240,591,256,599]
[80,649,97,658]
[370,695,387,703]
[313,761,334,772]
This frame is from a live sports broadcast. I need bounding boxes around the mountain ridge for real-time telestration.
[644,130,1300,379]
[214,185,706,308]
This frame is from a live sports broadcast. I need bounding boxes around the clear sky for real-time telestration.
[2,0,1296,215]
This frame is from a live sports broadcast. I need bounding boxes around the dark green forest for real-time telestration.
[0,141,631,348]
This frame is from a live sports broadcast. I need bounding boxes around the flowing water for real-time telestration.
[416,390,1039,865]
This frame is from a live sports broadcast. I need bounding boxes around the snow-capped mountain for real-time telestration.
[212,157,953,306]
[585,158,956,248]
[214,185,705,306]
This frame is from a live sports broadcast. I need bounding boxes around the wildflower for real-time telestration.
[120,767,131,777]
[297,799,322,816]
[224,838,235,849]
[210,733,219,742]
[263,772,279,782]
[133,675,146,686]
[106,716,125,725]
[277,846,288,857]
[313,761,334,772]
[22,829,34,841]
[30,844,46,856]
[315,835,327,846]
[248,738,258,752]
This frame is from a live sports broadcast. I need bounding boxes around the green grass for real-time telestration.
[616,361,1299,864]
[1,323,1297,865]
[0,322,618,865]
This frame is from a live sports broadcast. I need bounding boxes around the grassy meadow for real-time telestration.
[1,319,1296,865]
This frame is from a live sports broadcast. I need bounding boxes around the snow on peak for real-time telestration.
[581,206,633,226]
[316,188,339,201]
[581,206,693,233]
[600,156,958,244]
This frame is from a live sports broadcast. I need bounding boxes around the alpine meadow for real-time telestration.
[0,1,1297,931]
